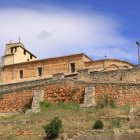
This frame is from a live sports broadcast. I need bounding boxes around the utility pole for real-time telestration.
[105,53,107,59]
[136,41,140,66]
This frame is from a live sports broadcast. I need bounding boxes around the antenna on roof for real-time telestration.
[18,37,21,43]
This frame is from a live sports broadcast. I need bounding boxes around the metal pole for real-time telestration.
[136,41,140,66]
[138,44,140,65]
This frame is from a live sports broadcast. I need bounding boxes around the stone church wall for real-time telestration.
[2,54,85,83]
[78,67,140,83]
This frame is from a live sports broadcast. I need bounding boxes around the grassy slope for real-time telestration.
[0,102,140,140]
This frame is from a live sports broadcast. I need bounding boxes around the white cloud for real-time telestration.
[0,7,136,63]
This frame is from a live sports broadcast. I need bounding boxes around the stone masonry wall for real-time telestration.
[77,67,140,83]
[43,81,85,103]
[0,90,33,113]
[1,73,140,113]
[90,67,140,83]
[2,54,86,83]
[95,83,140,105]
[0,78,86,113]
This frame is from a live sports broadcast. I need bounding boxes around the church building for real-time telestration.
[0,42,133,83]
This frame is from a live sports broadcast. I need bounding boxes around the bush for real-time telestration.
[43,117,62,139]
[92,119,104,129]
[96,94,116,109]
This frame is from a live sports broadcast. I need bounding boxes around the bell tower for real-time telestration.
[1,41,37,66]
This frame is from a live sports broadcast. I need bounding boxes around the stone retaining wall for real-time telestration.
[0,90,33,113]
[44,81,85,103]
[94,83,140,105]
[0,78,86,113]
[1,75,140,113]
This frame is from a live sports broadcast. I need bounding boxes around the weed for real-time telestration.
[40,101,51,108]
[110,118,122,128]
[6,135,16,140]
[40,101,79,111]
[121,104,130,115]
[96,94,116,109]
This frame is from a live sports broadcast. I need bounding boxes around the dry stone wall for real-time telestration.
[0,78,86,113]
[0,90,33,113]
[1,70,140,113]
[94,83,140,105]
[43,81,85,103]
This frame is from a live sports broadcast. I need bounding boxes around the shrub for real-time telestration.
[96,94,116,109]
[92,119,104,129]
[43,117,62,139]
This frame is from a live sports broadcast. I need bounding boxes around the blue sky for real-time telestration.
[0,0,139,64]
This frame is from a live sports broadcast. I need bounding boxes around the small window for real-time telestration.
[19,70,23,79]
[15,47,17,52]
[38,67,43,76]
[70,63,75,73]
[11,48,13,53]
[30,55,32,59]
[24,50,26,55]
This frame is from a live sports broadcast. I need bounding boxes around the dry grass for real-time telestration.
[0,102,139,140]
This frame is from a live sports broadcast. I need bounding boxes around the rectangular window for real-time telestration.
[24,50,26,55]
[30,55,32,59]
[11,48,13,53]
[38,67,43,76]
[70,63,75,73]
[19,70,23,79]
